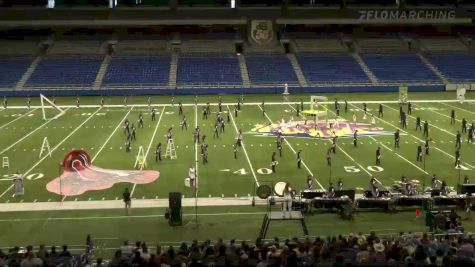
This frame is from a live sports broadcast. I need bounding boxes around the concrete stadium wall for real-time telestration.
[0,85,445,97]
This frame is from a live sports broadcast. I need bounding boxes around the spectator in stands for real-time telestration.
[20,251,42,267]
[35,245,48,261]
[0,249,6,267]
[121,241,134,258]
[49,246,57,258]
[457,238,474,259]
[59,245,71,258]
[108,250,125,267]
[414,245,428,264]
[7,247,21,267]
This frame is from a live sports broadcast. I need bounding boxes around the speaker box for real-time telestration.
[168,192,182,226]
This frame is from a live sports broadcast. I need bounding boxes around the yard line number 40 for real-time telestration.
[0,173,44,181]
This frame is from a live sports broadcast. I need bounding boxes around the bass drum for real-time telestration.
[256,185,272,199]
[274,182,288,197]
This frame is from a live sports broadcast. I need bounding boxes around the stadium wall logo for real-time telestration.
[358,10,456,21]
[250,20,274,45]
[46,150,159,196]
[250,119,394,139]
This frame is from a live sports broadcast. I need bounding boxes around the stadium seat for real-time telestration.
[103,55,171,87]
[176,53,242,87]
[425,52,475,83]
[296,53,369,83]
[0,56,34,88]
[362,53,440,83]
[245,53,298,85]
[25,55,103,87]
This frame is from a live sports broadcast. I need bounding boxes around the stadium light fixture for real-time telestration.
[231,0,235,9]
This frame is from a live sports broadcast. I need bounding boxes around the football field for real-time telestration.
[0,91,473,206]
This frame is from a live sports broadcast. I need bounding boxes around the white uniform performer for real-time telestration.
[13,171,24,196]
[282,184,293,217]
[188,166,196,188]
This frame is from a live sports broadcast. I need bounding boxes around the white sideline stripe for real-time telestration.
[0,108,37,130]
[442,102,475,116]
[0,212,267,222]
[383,104,455,137]
[322,108,373,178]
[0,107,102,200]
[2,99,475,109]
[63,107,134,202]
[0,108,72,156]
[413,103,461,123]
[227,105,260,187]
[130,106,166,197]
[351,103,475,170]
[259,105,324,190]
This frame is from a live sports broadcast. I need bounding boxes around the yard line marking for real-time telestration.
[195,104,199,197]
[92,107,134,162]
[385,104,455,138]
[63,107,134,202]
[321,108,373,178]
[0,108,37,130]
[227,105,260,187]
[0,108,72,156]
[351,103,475,170]
[369,136,428,175]
[442,102,475,116]
[261,105,324,190]
[0,107,102,200]
[130,106,166,197]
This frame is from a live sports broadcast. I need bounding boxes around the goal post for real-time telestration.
[310,96,328,111]
[40,94,65,121]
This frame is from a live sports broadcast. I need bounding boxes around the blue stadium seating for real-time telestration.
[103,56,170,87]
[177,54,242,87]
[245,53,298,85]
[0,56,33,88]
[26,55,103,87]
[296,53,369,83]
[362,53,440,83]
[425,52,475,82]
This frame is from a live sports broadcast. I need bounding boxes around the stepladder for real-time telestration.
[2,157,9,169]
[165,138,177,160]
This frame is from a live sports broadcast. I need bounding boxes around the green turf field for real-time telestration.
[0,92,473,203]
[0,91,474,249]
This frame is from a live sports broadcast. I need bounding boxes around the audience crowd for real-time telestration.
[1,232,474,267]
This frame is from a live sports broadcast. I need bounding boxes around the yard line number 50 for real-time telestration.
[344,166,384,173]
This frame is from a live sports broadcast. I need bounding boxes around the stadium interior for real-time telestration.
[0,1,475,267]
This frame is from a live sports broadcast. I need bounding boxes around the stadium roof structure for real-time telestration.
[0,6,473,26]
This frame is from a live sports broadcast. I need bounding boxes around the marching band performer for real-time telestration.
[306,175,313,190]
[431,174,441,190]
[441,180,449,196]
[327,182,335,198]
[370,176,379,198]
[271,152,277,173]
[463,175,470,184]
[282,183,293,218]
[188,165,196,188]
[337,178,343,191]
